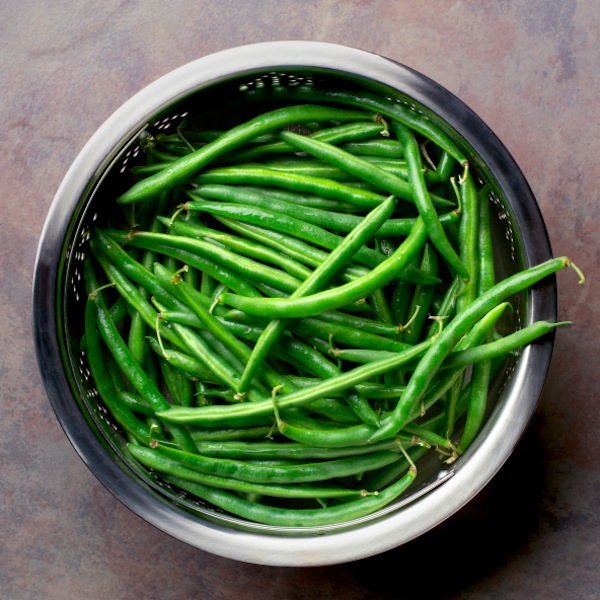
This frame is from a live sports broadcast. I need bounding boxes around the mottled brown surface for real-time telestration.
[2,1,598,598]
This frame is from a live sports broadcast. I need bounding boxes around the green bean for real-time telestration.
[330,348,396,365]
[475,190,496,295]
[199,269,217,296]
[275,336,340,377]
[401,243,439,345]
[104,228,263,297]
[148,443,405,484]
[117,390,154,417]
[458,359,492,449]
[127,229,303,294]
[338,138,405,158]
[219,218,428,319]
[211,215,393,287]
[192,181,459,238]
[229,120,387,163]
[456,170,480,310]
[145,336,223,385]
[279,130,455,209]
[275,412,398,449]
[220,305,400,339]
[154,264,302,397]
[291,317,411,353]
[257,158,365,183]
[118,104,375,204]
[251,183,362,211]
[286,377,406,400]
[446,174,481,437]
[445,359,468,439]
[247,280,370,317]
[301,398,362,425]
[84,259,197,453]
[274,336,380,428]
[83,265,153,444]
[189,425,274,441]
[190,438,409,461]
[311,309,400,336]
[442,320,569,370]
[435,151,457,182]
[91,229,190,312]
[458,191,496,451]
[358,156,439,185]
[164,463,416,527]
[370,256,580,441]
[403,422,454,449]
[392,122,468,280]
[129,444,372,499]
[238,195,396,394]
[184,197,387,272]
[195,165,392,209]
[159,309,266,345]
[156,338,433,427]
[243,84,468,167]
[389,276,415,338]
[126,305,146,365]
[158,355,194,406]
[161,215,312,280]
[425,274,462,339]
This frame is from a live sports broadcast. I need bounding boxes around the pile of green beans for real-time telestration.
[81,91,583,528]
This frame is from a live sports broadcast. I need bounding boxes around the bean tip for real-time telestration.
[374,114,390,137]
[565,258,585,284]
[556,320,572,327]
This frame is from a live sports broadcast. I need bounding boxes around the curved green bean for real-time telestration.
[219,218,428,318]
[370,256,579,441]
[117,104,375,204]
[164,464,416,527]
[238,195,396,394]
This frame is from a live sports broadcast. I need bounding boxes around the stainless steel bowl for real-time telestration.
[32,41,556,566]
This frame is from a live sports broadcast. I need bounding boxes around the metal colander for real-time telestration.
[33,42,556,565]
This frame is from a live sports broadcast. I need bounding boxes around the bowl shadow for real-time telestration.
[345,417,546,598]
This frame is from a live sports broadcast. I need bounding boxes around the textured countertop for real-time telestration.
[2,1,598,598]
